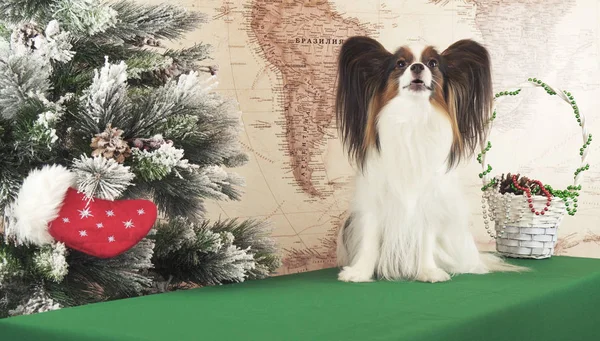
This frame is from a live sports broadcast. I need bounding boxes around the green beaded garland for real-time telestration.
[480,78,590,217]
[580,134,592,156]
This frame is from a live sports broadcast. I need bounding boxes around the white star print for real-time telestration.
[62,217,70,223]
[106,210,115,217]
[79,230,88,237]
[78,207,93,219]
[108,236,115,243]
[123,220,134,229]
[96,223,104,229]
[137,208,145,215]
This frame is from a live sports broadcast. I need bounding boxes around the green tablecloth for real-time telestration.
[1,256,599,341]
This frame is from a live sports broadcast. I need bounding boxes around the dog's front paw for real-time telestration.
[416,268,451,283]
[338,266,373,283]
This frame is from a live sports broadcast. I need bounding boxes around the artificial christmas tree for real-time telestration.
[0,0,279,318]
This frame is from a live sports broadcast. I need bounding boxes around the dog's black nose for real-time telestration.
[410,63,424,74]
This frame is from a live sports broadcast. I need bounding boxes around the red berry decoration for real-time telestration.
[512,174,552,216]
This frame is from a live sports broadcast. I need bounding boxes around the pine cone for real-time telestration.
[499,173,525,194]
[498,173,546,195]
[132,36,162,47]
[12,23,42,51]
[131,134,172,151]
[154,64,182,83]
[91,124,131,163]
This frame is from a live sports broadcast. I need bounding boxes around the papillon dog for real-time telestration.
[335,37,522,283]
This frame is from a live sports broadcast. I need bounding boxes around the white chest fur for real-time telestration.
[341,97,461,281]
[364,97,454,197]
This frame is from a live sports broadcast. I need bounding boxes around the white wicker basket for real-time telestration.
[479,80,591,259]
[486,192,566,259]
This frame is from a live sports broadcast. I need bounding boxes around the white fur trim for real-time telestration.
[11,165,75,245]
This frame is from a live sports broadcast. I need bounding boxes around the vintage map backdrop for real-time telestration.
[143,0,600,275]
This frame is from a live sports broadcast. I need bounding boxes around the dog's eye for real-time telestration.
[427,59,438,68]
[396,60,407,69]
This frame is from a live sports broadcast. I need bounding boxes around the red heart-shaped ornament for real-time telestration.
[48,188,157,258]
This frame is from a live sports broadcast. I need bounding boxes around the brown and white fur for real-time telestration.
[335,37,523,283]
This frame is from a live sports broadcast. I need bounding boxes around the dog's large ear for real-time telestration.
[335,36,393,171]
[441,39,493,168]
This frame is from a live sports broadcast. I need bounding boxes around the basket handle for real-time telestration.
[479,80,591,190]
